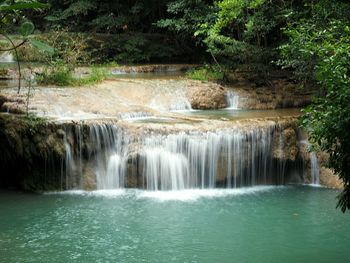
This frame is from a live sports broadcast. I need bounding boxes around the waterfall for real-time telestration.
[299,140,320,185]
[0,52,14,63]
[169,98,193,111]
[119,111,153,120]
[139,127,287,190]
[62,124,128,190]
[225,91,240,109]
[310,152,320,185]
[89,124,128,189]
[61,123,304,191]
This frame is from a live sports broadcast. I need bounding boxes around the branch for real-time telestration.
[0,39,27,51]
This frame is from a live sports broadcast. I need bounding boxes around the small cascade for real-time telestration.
[276,132,287,184]
[62,125,82,189]
[299,140,320,185]
[62,124,128,190]
[225,91,240,109]
[169,98,193,111]
[119,111,153,120]
[0,52,14,63]
[89,124,128,189]
[149,87,193,112]
[63,137,75,189]
[310,152,320,185]
[139,126,289,191]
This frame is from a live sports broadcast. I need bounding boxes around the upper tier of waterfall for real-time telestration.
[0,52,14,63]
[225,91,240,109]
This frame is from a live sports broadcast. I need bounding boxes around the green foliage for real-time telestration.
[29,38,55,54]
[46,0,171,33]
[0,0,53,93]
[37,63,74,86]
[19,21,35,36]
[112,33,177,63]
[22,113,47,132]
[77,67,108,86]
[202,0,289,70]
[156,0,216,41]
[37,64,108,86]
[0,1,47,11]
[280,1,350,211]
[186,65,225,82]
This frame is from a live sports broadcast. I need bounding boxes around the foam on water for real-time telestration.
[45,186,282,200]
[46,189,127,197]
[136,186,281,201]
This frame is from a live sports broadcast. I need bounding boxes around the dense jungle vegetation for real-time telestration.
[1,0,350,211]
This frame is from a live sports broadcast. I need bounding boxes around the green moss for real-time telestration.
[186,65,225,82]
[0,115,65,191]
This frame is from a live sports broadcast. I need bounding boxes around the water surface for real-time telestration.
[0,186,349,263]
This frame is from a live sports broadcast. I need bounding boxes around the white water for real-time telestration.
[140,127,288,190]
[310,152,320,185]
[46,186,281,201]
[89,124,128,189]
[225,91,240,109]
[0,52,14,63]
[62,123,304,191]
[63,124,128,190]
[119,111,153,120]
[137,186,280,201]
[299,140,320,185]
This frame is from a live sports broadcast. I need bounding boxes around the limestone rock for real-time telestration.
[186,82,227,110]
[272,127,298,161]
[320,167,342,189]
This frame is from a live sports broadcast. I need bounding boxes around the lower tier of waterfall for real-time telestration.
[60,120,313,191]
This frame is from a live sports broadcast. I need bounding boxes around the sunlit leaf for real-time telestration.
[30,39,55,54]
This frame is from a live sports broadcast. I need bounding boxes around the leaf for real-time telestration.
[19,22,35,36]
[30,39,55,54]
[0,2,48,11]
[44,15,61,21]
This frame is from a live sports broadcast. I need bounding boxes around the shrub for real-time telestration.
[186,65,225,82]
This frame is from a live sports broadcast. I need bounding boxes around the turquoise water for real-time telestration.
[0,186,349,263]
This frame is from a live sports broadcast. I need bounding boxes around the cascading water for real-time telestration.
[119,111,153,120]
[62,124,128,190]
[310,152,320,185]
[299,140,320,185]
[61,122,304,191]
[89,124,128,189]
[0,52,14,63]
[225,91,240,109]
[139,126,289,190]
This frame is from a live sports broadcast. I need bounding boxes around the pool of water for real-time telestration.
[183,108,301,120]
[110,71,185,79]
[0,186,349,263]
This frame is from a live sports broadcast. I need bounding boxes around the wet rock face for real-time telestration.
[0,115,66,191]
[319,167,342,189]
[186,82,227,110]
[272,125,299,162]
[226,72,316,110]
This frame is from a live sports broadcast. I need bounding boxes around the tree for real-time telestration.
[0,0,53,92]
[278,0,350,212]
